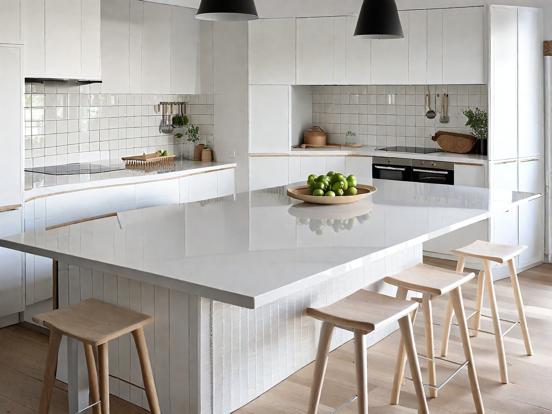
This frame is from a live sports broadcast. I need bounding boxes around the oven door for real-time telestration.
[373,164,410,181]
[411,167,454,185]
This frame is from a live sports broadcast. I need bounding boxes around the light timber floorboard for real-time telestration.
[0,259,550,414]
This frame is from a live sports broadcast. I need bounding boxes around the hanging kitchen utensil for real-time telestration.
[159,103,166,133]
[426,88,436,119]
[440,94,450,124]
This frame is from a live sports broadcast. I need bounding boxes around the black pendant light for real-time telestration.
[196,0,258,21]
[354,0,404,39]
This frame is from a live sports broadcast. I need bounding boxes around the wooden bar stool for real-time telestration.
[440,240,534,384]
[306,289,429,414]
[33,298,161,414]
[384,264,484,414]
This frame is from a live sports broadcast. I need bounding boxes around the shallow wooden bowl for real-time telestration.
[287,184,377,205]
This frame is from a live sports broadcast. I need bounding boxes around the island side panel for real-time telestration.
[55,262,205,414]
[209,244,422,413]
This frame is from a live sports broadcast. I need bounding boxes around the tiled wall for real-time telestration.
[312,85,488,148]
[24,82,214,167]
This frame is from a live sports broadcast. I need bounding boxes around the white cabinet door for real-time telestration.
[141,1,171,94]
[0,45,22,208]
[427,9,443,84]
[45,0,82,77]
[296,17,336,85]
[454,164,486,187]
[518,158,544,267]
[100,0,131,93]
[170,6,201,94]
[443,7,485,84]
[0,209,23,319]
[217,169,236,197]
[249,18,296,85]
[129,0,143,93]
[489,6,518,161]
[188,172,218,202]
[249,85,290,153]
[371,11,409,84]
[346,16,371,84]
[22,0,45,76]
[0,0,22,44]
[249,157,290,190]
[408,10,427,84]
[490,160,519,247]
[518,7,544,158]
[81,0,101,80]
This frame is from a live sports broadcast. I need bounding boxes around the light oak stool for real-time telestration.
[306,289,429,414]
[384,264,484,414]
[440,240,534,384]
[33,298,161,414]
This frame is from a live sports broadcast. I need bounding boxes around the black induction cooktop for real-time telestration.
[25,162,126,176]
[377,146,443,154]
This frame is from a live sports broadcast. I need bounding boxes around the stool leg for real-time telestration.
[354,331,368,414]
[440,255,465,357]
[390,286,417,405]
[398,313,429,414]
[98,343,110,414]
[307,322,334,414]
[39,331,62,414]
[83,344,101,414]
[422,294,438,399]
[471,271,486,337]
[508,259,534,356]
[133,328,161,414]
[483,259,508,384]
[450,286,485,414]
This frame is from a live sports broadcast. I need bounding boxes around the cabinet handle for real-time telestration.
[374,165,406,171]
[519,158,540,163]
[413,168,450,175]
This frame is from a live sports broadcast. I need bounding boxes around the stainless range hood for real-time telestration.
[25,77,102,85]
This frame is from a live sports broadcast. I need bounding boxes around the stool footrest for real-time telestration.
[76,400,100,414]
[406,358,469,392]
[437,310,520,338]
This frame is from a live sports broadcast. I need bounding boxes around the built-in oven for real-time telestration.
[372,157,412,181]
[373,157,455,185]
[411,160,454,185]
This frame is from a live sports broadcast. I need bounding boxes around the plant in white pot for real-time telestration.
[463,108,488,155]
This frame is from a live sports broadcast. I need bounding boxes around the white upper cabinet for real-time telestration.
[345,16,371,84]
[442,7,485,84]
[518,7,544,159]
[249,85,290,153]
[408,10,428,84]
[489,6,518,161]
[142,2,171,94]
[249,18,296,85]
[170,6,201,94]
[0,0,22,44]
[22,0,101,80]
[427,9,444,84]
[296,17,347,85]
[371,11,409,84]
[0,45,23,208]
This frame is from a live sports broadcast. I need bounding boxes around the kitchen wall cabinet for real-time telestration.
[0,0,22,44]
[442,7,485,84]
[249,18,296,85]
[0,209,24,322]
[0,45,23,208]
[249,85,290,153]
[141,2,171,94]
[170,6,201,94]
[22,0,101,80]
[345,16,371,85]
[427,10,444,84]
[408,10,427,84]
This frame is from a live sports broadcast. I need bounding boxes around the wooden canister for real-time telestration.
[303,126,327,146]
[201,148,213,162]
[193,144,205,161]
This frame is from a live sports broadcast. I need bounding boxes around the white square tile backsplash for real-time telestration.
[24,82,214,167]
[311,85,488,148]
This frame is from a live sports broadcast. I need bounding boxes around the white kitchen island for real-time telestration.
[0,180,539,414]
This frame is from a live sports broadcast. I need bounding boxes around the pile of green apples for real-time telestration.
[307,172,358,197]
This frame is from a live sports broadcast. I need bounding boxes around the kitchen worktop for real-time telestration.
[24,159,237,199]
[1,179,537,309]
[250,146,488,165]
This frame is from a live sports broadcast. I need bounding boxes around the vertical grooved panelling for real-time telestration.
[140,282,155,409]
[103,272,119,396]
[170,289,190,413]
[117,277,131,400]
[154,286,170,414]
[129,279,144,406]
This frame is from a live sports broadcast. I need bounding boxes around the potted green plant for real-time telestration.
[185,124,203,161]
[463,108,488,155]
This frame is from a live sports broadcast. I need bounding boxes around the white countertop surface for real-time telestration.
[24,160,237,200]
[1,180,536,309]
[250,146,488,165]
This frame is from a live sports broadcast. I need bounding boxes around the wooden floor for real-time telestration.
[0,259,551,414]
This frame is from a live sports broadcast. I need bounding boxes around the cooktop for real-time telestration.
[377,146,443,154]
[26,162,126,176]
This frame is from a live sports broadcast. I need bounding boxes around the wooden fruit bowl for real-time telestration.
[287,184,377,205]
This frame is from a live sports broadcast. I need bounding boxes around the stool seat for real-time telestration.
[33,298,153,346]
[384,264,476,296]
[453,240,527,264]
[306,290,418,333]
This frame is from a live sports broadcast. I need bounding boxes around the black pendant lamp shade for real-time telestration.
[196,0,258,21]
[354,0,404,39]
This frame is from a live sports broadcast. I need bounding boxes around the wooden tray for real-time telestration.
[122,152,176,167]
[295,143,365,149]
[287,184,377,205]
[432,131,476,154]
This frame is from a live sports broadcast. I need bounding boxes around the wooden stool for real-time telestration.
[440,240,534,384]
[33,299,161,414]
[306,289,429,414]
[384,264,484,414]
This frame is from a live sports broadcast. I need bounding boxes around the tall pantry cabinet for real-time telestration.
[0,2,24,326]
